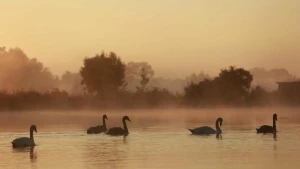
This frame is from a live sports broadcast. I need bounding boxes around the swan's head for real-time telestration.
[103,114,108,120]
[30,125,37,133]
[273,114,277,121]
[218,117,223,126]
[123,116,131,122]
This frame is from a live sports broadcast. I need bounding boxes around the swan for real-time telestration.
[256,113,277,133]
[188,117,223,135]
[12,125,37,148]
[106,116,131,136]
[87,114,108,134]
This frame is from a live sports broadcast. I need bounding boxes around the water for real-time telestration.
[0,108,300,169]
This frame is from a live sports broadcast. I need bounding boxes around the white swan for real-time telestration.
[188,117,223,135]
[106,116,131,136]
[12,125,37,148]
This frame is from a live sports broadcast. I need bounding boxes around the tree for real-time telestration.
[185,71,211,84]
[184,79,218,106]
[0,46,59,92]
[125,62,154,91]
[60,71,83,94]
[247,85,268,106]
[215,66,253,104]
[137,67,150,92]
[80,51,125,97]
[250,67,297,91]
[125,62,154,78]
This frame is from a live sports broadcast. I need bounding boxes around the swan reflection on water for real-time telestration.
[123,135,128,143]
[30,147,37,161]
[273,132,277,141]
[12,146,37,162]
[216,133,222,140]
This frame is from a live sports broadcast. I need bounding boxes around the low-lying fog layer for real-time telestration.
[0,107,298,132]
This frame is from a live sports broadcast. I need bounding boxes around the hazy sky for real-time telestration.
[1,0,300,78]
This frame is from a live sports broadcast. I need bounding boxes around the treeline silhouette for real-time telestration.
[0,89,180,110]
[0,46,298,111]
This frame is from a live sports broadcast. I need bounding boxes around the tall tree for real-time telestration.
[250,67,297,90]
[137,67,151,92]
[80,51,125,97]
[125,62,154,91]
[125,62,154,78]
[215,66,253,104]
[184,79,218,106]
[60,71,83,94]
[183,66,253,106]
[185,71,211,84]
[0,46,58,92]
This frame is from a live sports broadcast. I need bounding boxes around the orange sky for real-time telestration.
[1,0,300,78]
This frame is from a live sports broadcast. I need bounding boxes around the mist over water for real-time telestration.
[0,108,299,132]
[1,108,300,169]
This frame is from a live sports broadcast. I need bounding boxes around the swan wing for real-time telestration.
[87,127,96,134]
[12,137,35,147]
[256,125,274,133]
[93,125,106,133]
[106,127,125,135]
[95,125,105,129]
[189,126,216,134]
[87,125,106,134]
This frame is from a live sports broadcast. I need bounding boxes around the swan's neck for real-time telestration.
[30,129,34,141]
[273,117,276,131]
[215,119,221,132]
[103,117,107,130]
[123,119,129,134]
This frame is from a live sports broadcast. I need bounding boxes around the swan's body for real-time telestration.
[107,127,126,135]
[189,118,223,135]
[106,116,131,136]
[87,126,106,134]
[12,125,37,148]
[189,126,217,134]
[256,113,277,133]
[87,115,108,134]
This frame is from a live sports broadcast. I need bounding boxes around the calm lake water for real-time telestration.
[0,108,300,169]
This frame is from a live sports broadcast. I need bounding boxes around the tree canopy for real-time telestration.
[0,47,58,92]
[184,66,253,106]
[125,61,154,78]
[216,66,253,103]
[125,62,155,91]
[80,51,125,96]
[60,71,83,94]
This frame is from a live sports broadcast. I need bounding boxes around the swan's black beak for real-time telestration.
[128,118,131,122]
[34,129,37,133]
